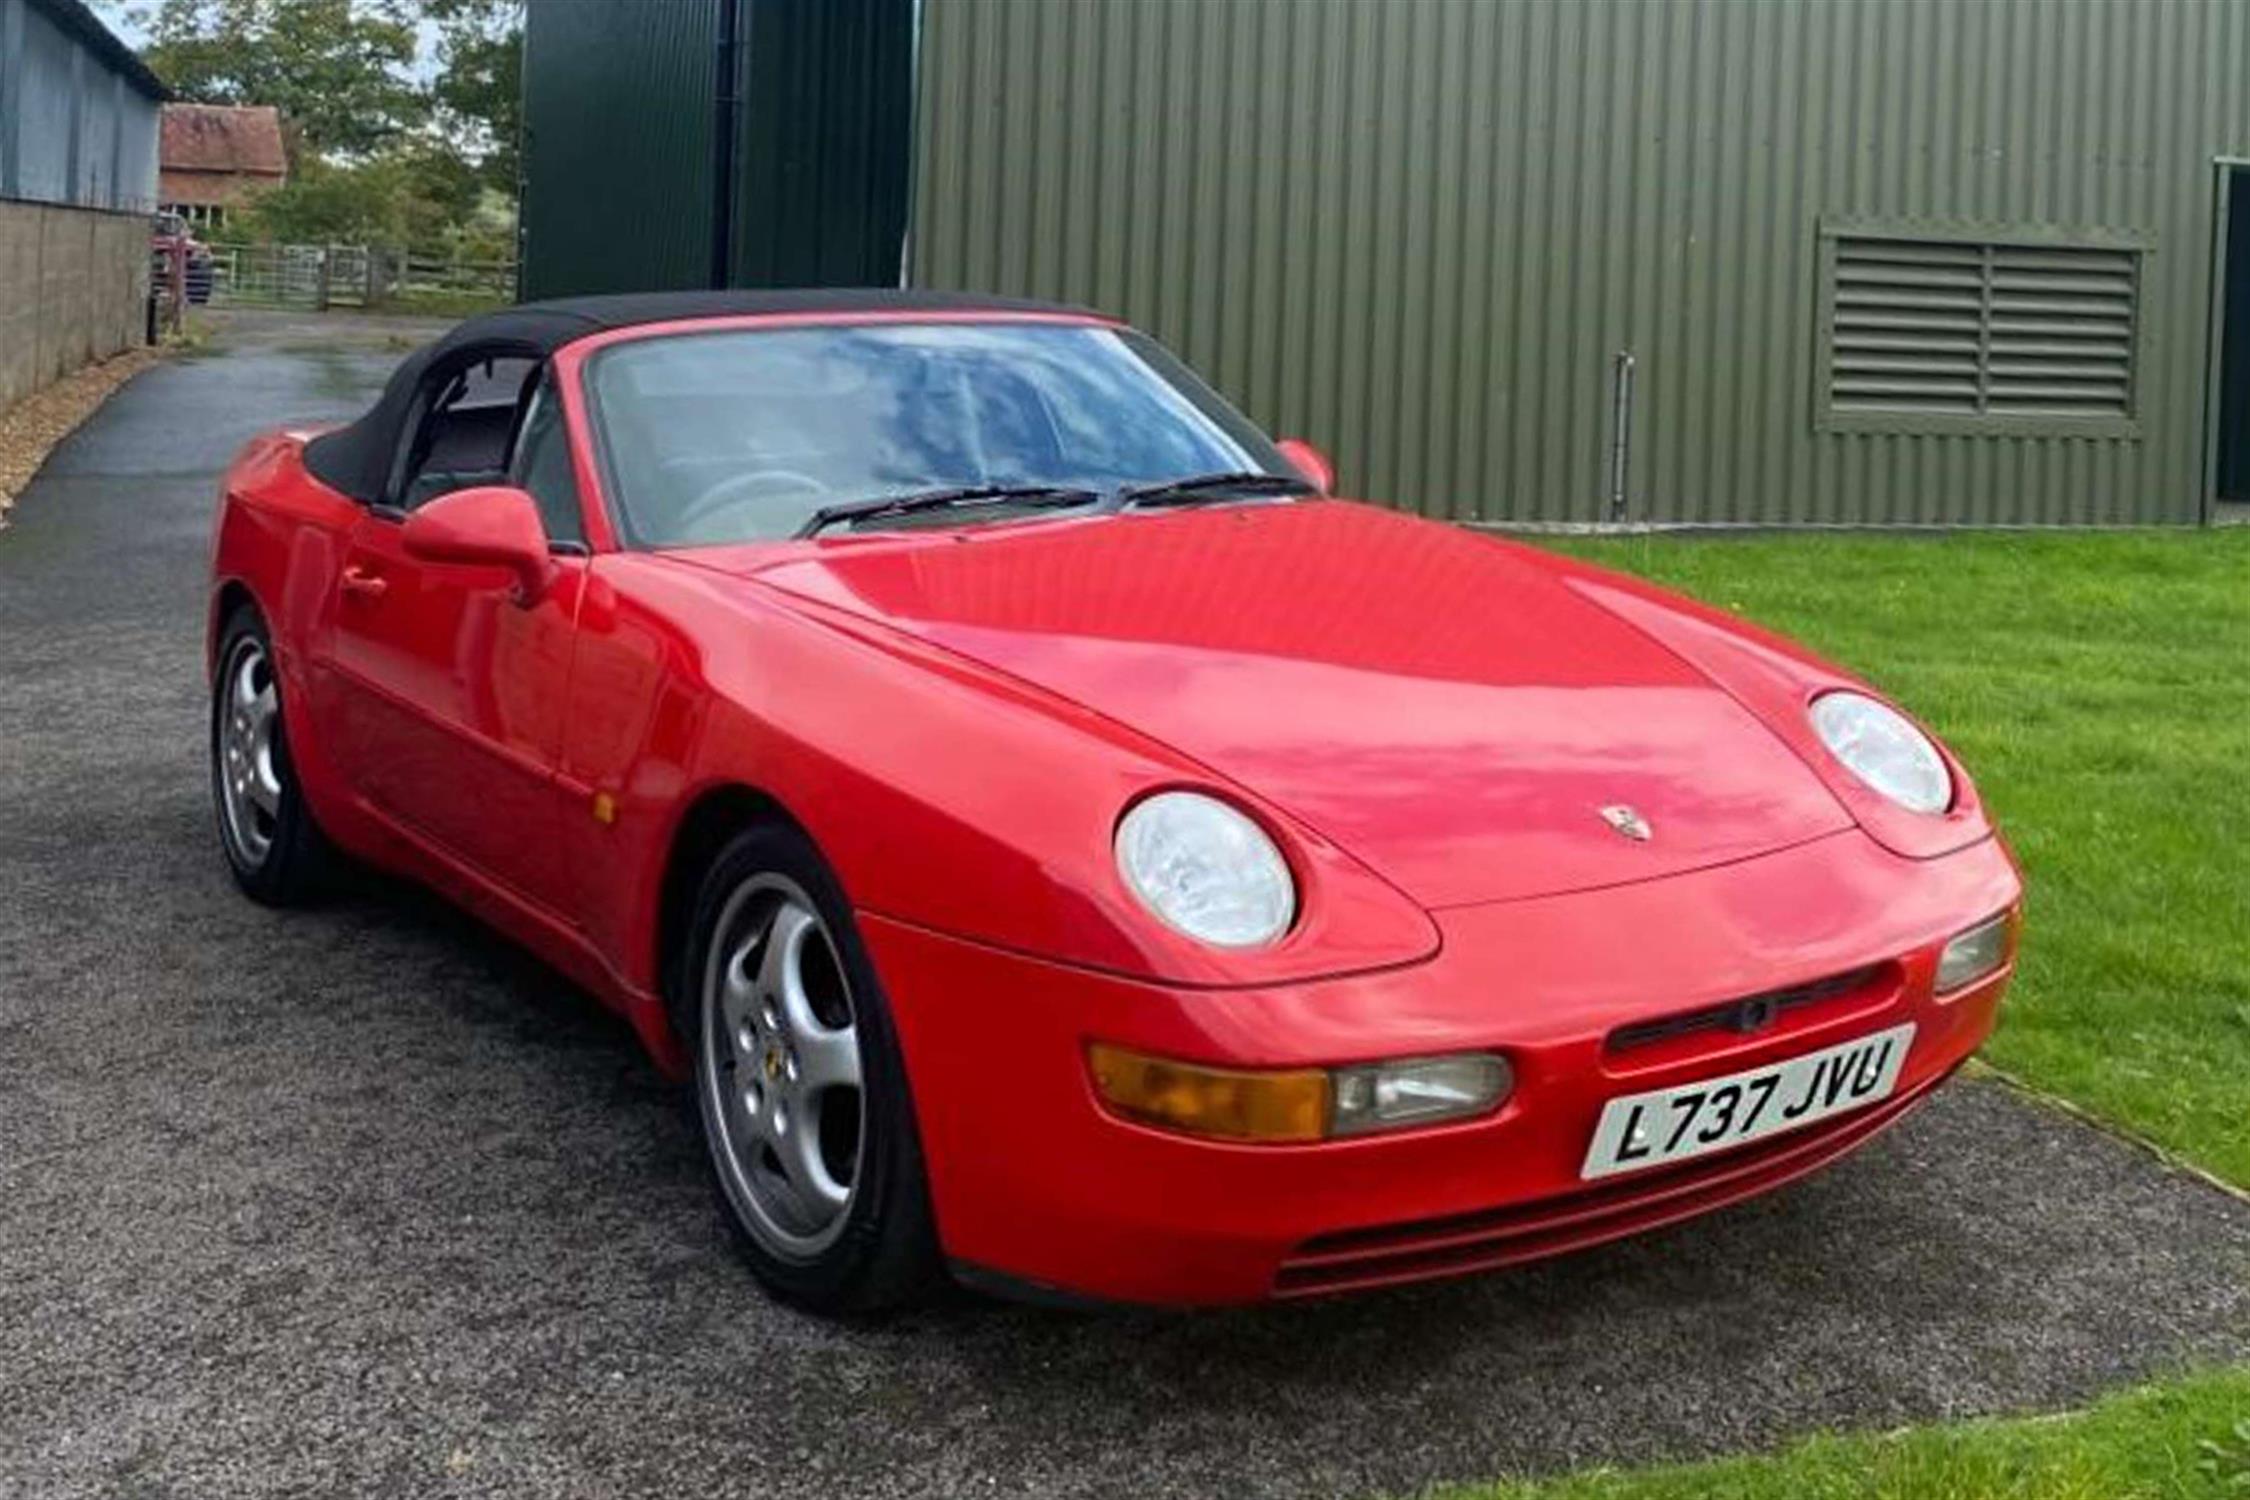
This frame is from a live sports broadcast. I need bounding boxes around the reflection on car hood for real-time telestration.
[745,501,1856,908]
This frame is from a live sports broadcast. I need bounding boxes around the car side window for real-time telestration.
[388,355,535,512]
[508,371,585,547]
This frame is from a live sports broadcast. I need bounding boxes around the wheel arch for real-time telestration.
[653,782,816,1031]
[207,577,259,677]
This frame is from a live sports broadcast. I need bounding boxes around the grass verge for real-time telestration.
[382,289,510,318]
[1454,1366,2250,1500]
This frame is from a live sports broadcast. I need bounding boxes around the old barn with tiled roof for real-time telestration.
[159,104,286,227]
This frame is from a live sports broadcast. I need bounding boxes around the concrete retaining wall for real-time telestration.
[0,198,147,409]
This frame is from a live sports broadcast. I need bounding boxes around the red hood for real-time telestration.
[739,502,1855,908]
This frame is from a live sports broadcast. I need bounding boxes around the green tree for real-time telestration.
[425,0,524,196]
[135,0,426,161]
[236,144,482,250]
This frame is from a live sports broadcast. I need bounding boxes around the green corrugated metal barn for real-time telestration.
[520,0,2250,528]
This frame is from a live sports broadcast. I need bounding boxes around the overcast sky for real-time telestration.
[86,0,146,45]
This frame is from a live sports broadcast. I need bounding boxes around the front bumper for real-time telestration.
[865,828,2022,1306]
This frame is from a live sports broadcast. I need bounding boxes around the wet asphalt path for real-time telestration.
[3,311,2248,1498]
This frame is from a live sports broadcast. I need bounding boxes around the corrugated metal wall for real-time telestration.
[520,0,914,298]
[730,0,912,287]
[0,0,160,213]
[912,0,2250,525]
[112,68,155,210]
[518,0,720,301]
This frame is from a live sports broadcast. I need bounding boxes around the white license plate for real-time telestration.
[1580,1023,1916,1180]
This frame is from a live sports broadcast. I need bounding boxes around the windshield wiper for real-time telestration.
[795,484,1101,539]
[1116,471,1314,509]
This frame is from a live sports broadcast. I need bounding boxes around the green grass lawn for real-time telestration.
[1461,1366,2250,1500]
[1468,528,2250,1500]
[1539,529,2250,1190]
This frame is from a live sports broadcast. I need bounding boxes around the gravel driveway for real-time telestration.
[3,311,2248,1499]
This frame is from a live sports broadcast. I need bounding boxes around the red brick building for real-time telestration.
[158,104,285,230]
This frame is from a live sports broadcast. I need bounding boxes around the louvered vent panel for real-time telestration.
[1831,240,1986,413]
[1985,246,2136,416]
[1827,236,2138,423]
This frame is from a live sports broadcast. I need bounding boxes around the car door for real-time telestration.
[318,355,588,918]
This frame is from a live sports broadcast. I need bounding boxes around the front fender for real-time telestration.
[563,555,1441,998]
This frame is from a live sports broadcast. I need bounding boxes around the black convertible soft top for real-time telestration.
[301,288,1099,505]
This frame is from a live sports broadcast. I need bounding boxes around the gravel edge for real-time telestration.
[0,346,168,523]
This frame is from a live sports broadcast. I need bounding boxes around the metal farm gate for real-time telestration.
[203,243,515,310]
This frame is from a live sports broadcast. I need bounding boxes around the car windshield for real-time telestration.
[585,322,1293,546]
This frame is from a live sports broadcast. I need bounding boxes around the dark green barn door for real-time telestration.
[519,0,719,301]
[520,0,913,301]
[730,0,915,288]
[2217,168,2250,506]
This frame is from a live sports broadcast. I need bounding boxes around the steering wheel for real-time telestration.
[667,469,828,543]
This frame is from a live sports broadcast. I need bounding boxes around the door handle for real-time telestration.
[340,565,388,600]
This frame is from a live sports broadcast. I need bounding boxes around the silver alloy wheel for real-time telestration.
[698,874,866,1260]
[216,635,284,867]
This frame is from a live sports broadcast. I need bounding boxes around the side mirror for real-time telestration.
[401,485,552,603]
[1275,437,1334,495]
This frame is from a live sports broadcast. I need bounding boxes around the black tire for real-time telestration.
[673,820,940,1315]
[210,605,334,905]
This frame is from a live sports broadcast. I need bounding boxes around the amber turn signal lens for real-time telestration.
[1086,1043,1330,1143]
[1935,906,2021,994]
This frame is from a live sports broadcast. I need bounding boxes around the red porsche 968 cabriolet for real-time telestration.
[208,291,2022,1313]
